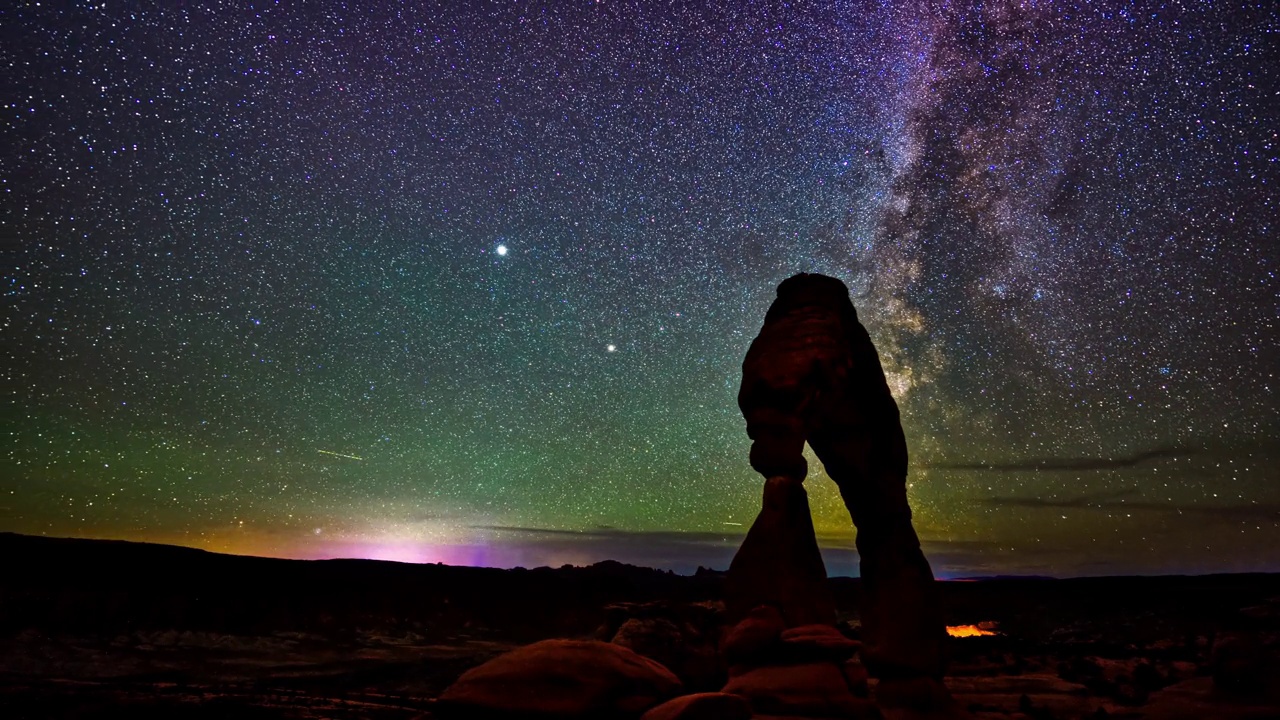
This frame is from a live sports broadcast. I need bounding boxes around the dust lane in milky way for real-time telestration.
[3,1,1276,576]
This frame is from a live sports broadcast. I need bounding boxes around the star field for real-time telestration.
[3,0,1277,576]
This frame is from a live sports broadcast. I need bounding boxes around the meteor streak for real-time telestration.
[318,450,363,461]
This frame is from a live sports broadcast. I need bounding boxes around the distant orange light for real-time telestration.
[946,623,999,637]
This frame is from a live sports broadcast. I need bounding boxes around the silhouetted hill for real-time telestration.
[0,532,721,640]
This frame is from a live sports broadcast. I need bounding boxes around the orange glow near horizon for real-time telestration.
[946,623,999,637]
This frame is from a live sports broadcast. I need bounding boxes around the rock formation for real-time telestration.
[607,602,724,691]
[723,476,837,629]
[640,692,752,720]
[726,273,950,712]
[437,639,682,719]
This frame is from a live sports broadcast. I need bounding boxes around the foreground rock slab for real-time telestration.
[875,677,972,720]
[1141,676,1280,720]
[640,692,752,720]
[437,639,682,719]
[723,662,879,718]
[780,624,861,662]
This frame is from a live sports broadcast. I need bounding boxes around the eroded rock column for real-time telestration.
[724,476,836,629]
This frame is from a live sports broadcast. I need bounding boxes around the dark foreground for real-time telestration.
[1,533,1277,719]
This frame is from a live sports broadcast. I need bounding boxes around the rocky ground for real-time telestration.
[1,533,1278,719]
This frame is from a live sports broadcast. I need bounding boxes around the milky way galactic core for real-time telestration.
[4,1,1276,576]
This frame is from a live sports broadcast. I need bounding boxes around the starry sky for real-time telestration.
[4,1,1277,577]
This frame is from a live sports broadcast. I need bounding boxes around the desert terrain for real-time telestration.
[1,532,1277,719]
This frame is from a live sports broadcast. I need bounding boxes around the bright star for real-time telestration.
[606,344,616,352]
[496,244,508,256]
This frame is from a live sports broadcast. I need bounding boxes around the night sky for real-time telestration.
[4,1,1276,577]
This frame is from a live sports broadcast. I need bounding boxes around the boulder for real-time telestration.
[438,639,682,719]
[1236,596,1280,631]
[722,605,786,666]
[640,692,752,720]
[614,618,685,671]
[843,659,870,697]
[722,661,877,717]
[780,624,861,661]
[1208,630,1269,691]
[614,616,723,691]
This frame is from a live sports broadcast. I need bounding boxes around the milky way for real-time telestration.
[4,1,1276,576]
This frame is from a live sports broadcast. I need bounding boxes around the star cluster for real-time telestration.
[4,1,1276,576]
